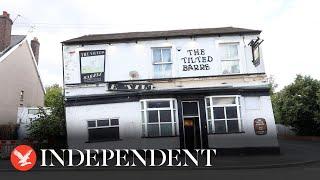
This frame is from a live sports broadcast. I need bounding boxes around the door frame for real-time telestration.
[181,100,203,149]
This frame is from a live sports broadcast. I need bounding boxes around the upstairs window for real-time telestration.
[20,90,24,101]
[220,43,240,74]
[152,48,172,78]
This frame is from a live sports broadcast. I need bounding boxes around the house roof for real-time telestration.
[0,35,26,58]
[62,27,261,45]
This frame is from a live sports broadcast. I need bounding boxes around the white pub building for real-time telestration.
[62,27,279,153]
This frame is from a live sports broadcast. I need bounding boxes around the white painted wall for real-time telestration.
[64,74,269,97]
[63,34,278,150]
[208,96,278,148]
[66,96,278,150]
[63,35,264,85]
[66,102,180,149]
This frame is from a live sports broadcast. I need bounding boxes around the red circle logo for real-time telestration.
[10,145,37,171]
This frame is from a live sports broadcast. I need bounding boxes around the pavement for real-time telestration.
[0,138,320,171]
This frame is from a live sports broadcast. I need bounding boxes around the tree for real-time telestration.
[272,75,320,135]
[28,84,66,145]
[267,75,278,94]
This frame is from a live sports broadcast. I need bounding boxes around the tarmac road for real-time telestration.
[1,138,320,179]
[1,162,320,180]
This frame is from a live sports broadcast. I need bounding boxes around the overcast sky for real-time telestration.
[2,0,320,90]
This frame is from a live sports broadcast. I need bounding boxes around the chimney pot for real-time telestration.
[0,10,13,52]
[31,37,40,64]
[3,11,9,17]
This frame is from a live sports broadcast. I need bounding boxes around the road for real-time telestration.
[1,138,320,179]
[1,162,320,180]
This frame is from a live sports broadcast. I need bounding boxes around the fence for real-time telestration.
[0,140,48,159]
[276,124,295,136]
[0,124,18,140]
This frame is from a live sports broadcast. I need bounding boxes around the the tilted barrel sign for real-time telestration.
[79,50,105,83]
[254,118,267,135]
[108,82,153,91]
[249,38,264,67]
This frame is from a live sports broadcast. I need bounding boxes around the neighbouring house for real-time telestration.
[0,11,45,131]
[62,27,279,152]
[16,107,51,139]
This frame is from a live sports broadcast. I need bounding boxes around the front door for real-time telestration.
[182,101,202,150]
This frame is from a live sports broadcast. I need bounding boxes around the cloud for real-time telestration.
[2,0,319,90]
[262,0,320,89]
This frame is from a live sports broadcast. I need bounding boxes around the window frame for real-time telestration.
[151,47,173,78]
[219,43,241,75]
[140,99,179,137]
[28,108,40,115]
[86,118,120,142]
[20,90,24,101]
[205,95,242,134]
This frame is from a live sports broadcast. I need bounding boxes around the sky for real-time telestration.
[2,0,320,91]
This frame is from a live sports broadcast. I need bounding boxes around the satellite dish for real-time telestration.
[129,71,139,79]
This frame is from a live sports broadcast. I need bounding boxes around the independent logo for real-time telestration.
[10,145,37,171]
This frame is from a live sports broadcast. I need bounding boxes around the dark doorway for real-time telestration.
[182,101,202,150]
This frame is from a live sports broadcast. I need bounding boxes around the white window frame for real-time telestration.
[87,118,120,129]
[151,47,173,78]
[205,95,242,134]
[140,98,179,137]
[87,118,120,141]
[219,42,241,75]
[28,108,40,115]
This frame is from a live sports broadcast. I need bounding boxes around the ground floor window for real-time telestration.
[205,96,242,134]
[87,118,120,142]
[140,99,178,137]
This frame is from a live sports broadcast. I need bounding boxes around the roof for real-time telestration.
[0,35,26,58]
[62,27,261,45]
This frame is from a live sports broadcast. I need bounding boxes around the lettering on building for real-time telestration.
[180,49,214,71]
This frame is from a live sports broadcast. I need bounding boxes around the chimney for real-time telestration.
[31,37,40,64]
[0,11,13,52]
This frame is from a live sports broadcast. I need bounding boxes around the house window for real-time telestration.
[141,99,178,137]
[220,43,240,74]
[87,118,120,142]
[20,90,24,101]
[205,96,242,134]
[152,48,172,78]
[28,109,40,115]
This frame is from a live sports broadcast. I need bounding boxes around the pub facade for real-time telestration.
[62,27,279,152]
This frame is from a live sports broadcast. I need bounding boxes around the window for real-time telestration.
[220,43,240,74]
[141,99,178,137]
[87,118,120,142]
[28,109,40,115]
[152,48,172,78]
[205,96,242,134]
[20,90,24,101]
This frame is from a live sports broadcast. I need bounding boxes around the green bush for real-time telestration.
[272,75,320,135]
[27,84,67,147]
